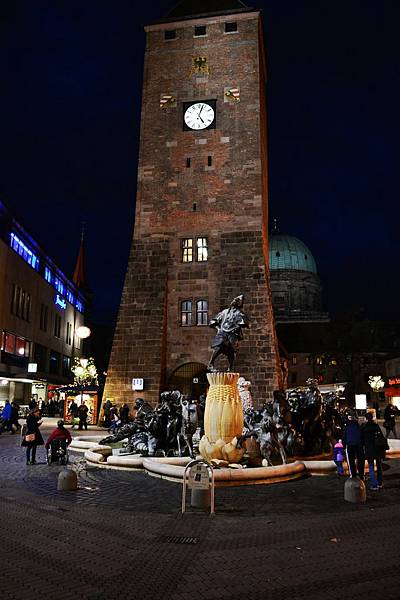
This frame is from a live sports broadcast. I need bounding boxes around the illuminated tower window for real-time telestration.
[181,300,192,326]
[196,237,208,262]
[182,238,193,262]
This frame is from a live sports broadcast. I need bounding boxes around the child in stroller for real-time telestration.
[45,420,72,464]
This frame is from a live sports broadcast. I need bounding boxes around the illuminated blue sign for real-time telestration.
[54,294,67,310]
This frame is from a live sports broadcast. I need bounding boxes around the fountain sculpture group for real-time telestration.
[100,295,346,467]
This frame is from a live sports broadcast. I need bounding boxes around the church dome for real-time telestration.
[269,233,317,274]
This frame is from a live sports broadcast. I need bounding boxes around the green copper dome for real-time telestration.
[269,233,317,274]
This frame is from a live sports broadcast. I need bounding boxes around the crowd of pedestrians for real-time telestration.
[102,399,130,431]
[335,409,390,490]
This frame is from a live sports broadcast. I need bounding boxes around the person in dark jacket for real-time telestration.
[103,399,112,428]
[342,412,365,480]
[362,412,389,490]
[68,399,78,428]
[119,403,130,424]
[78,402,89,430]
[21,407,44,464]
[383,403,399,439]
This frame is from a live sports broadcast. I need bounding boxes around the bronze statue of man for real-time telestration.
[208,294,250,372]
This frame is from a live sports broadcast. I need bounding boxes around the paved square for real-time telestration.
[1,424,400,599]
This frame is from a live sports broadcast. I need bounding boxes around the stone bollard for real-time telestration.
[57,469,78,491]
[344,476,366,503]
[191,488,211,509]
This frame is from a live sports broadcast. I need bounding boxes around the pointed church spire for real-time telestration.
[72,222,86,289]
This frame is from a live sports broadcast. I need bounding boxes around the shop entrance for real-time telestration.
[168,363,208,399]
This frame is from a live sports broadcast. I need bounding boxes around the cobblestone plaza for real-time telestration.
[1,423,400,600]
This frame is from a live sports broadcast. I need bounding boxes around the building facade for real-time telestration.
[269,228,329,324]
[0,201,85,409]
[105,1,281,407]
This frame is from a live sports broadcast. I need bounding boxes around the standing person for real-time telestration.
[383,403,398,439]
[119,402,130,424]
[78,402,88,431]
[333,439,345,476]
[1,400,12,432]
[22,407,44,464]
[362,412,389,490]
[68,399,78,428]
[10,402,20,433]
[109,405,120,433]
[103,399,112,428]
[48,399,55,418]
[343,412,365,480]
[28,397,37,410]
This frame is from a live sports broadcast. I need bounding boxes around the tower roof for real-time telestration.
[164,0,254,21]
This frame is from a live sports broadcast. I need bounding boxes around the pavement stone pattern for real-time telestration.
[1,423,400,599]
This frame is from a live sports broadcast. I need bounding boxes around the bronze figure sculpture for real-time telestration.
[208,294,250,372]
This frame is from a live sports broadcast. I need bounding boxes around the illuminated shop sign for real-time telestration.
[388,378,400,386]
[54,294,67,310]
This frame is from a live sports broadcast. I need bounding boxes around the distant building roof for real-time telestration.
[269,232,318,275]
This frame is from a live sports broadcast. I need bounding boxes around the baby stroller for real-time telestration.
[47,439,69,465]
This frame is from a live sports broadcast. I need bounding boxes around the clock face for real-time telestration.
[184,102,215,130]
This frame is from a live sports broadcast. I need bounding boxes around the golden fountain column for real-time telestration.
[199,372,245,463]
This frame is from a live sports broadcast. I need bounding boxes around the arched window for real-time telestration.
[181,300,192,326]
[196,299,208,326]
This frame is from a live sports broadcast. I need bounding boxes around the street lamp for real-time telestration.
[71,357,98,406]
[368,375,385,415]
[75,326,91,340]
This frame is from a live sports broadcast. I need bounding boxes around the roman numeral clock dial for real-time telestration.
[183,101,216,130]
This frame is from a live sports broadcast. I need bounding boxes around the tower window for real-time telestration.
[164,29,176,40]
[193,203,197,212]
[196,300,208,326]
[225,22,237,33]
[207,156,212,167]
[194,25,207,37]
[182,238,193,262]
[196,237,208,262]
[181,300,193,326]
[186,157,191,168]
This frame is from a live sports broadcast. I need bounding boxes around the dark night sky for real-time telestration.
[0,1,397,323]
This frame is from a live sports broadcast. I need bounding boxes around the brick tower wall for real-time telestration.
[104,10,281,408]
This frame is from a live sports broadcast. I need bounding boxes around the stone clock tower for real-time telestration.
[104,0,281,407]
